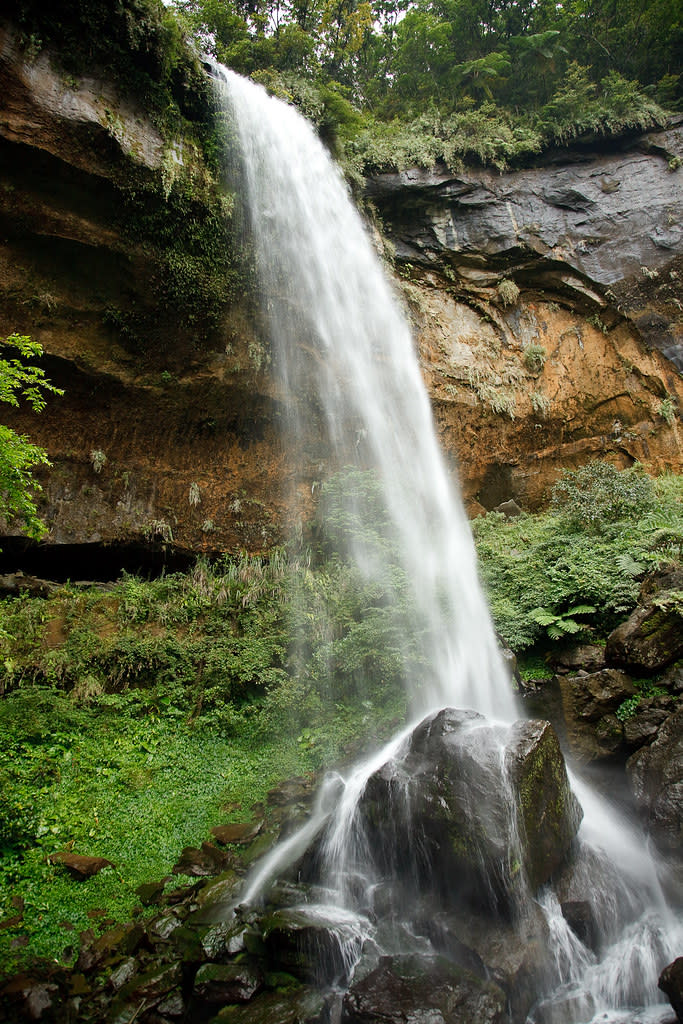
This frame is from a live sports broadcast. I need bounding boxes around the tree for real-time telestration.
[0,335,63,541]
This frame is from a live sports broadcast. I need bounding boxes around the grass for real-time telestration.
[0,686,324,970]
[0,545,408,975]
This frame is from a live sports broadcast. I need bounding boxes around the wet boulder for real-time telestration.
[626,705,683,854]
[606,568,683,674]
[416,904,551,1022]
[505,719,583,891]
[207,985,329,1023]
[659,957,683,1023]
[557,669,635,761]
[260,905,369,986]
[357,709,581,913]
[341,954,506,1024]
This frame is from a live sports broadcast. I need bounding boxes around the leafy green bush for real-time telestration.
[551,461,657,532]
[472,466,682,650]
[0,335,63,541]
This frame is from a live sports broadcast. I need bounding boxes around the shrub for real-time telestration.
[550,462,656,532]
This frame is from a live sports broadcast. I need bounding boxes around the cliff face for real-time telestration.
[0,24,285,565]
[369,129,683,513]
[1,24,682,564]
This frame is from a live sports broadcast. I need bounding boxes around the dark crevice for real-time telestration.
[0,537,195,583]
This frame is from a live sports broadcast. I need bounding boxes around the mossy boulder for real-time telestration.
[505,719,583,891]
[557,669,635,761]
[606,569,683,674]
[626,705,683,854]
[357,708,582,912]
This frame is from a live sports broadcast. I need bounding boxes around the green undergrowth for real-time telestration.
[473,466,683,651]
[1,463,680,971]
[0,542,408,973]
[0,688,314,968]
[0,679,404,973]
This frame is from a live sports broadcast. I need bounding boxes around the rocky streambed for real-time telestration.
[1,685,681,1024]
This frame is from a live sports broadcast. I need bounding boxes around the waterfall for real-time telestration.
[218,67,514,724]
[213,69,681,1022]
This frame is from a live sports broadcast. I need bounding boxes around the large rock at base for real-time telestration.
[626,706,683,854]
[557,669,635,761]
[209,985,328,1023]
[505,720,583,891]
[357,709,581,912]
[341,954,506,1024]
[416,904,551,1023]
[260,905,368,986]
[659,957,683,1023]
[606,569,683,674]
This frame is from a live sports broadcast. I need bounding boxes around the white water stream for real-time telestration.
[214,69,681,1022]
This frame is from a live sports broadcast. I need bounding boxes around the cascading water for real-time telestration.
[213,69,681,1022]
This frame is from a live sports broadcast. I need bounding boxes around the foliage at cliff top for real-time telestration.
[172,0,676,172]
[0,336,63,545]
[11,0,677,176]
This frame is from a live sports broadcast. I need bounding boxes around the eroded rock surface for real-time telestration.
[606,568,683,673]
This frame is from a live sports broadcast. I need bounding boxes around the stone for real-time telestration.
[76,923,145,972]
[357,709,581,914]
[117,961,182,1003]
[505,719,583,891]
[622,696,674,749]
[560,901,597,951]
[606,569,683,673]
[192,962,263,1006]
[157,988,186,1018]
[173,843,239,877]
[266,777,314,806]
[626,706,683,854]
[209,986,328,1023]
[260,905,365,985]
[48,852,114,878]
[136,879,170,906]
[109,958,137,992]
[557,669,635,760]
[550,644,606,675]
[342,954,506,1024]
[211,821,264,845]
[494,499,522,517]
[659,957,683,1023]
[417,905,551,1022]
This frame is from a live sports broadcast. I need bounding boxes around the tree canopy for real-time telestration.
[174,0,681,115]
[169,0,679,172]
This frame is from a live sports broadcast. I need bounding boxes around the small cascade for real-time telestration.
[211,67,681,1022]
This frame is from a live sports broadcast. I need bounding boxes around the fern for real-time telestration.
[615,553,646,577]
